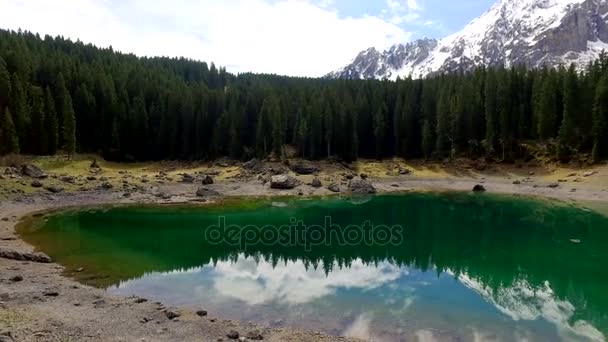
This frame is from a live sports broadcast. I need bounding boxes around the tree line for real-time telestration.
[1,29,608,163]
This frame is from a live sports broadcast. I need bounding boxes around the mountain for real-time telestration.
[328,0,608,80]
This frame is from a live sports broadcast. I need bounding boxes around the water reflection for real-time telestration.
[20,193,608,341]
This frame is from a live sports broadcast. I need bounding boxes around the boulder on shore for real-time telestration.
[21,164,47,179]
[242,158,262,171]
[327,184,341,193]
[270,175,300,189]
[196,188,221,197]
[290,161,320,175]
[472,184,486,192]
[348,179,376,194]
[202,175,214,185]
[0,248,52,263]
[311,177,322,188]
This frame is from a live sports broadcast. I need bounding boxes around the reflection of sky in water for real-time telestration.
[109,254,604,342]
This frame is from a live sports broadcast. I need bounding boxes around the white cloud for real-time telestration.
[385,0,424,25]
[0,0,411,77]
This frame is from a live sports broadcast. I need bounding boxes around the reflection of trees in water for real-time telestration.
[42,193,608,332]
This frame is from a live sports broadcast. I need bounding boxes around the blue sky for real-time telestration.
[323,0,496,39]
[0,0,497,77]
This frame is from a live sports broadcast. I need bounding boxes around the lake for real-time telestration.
[18,193,608,341]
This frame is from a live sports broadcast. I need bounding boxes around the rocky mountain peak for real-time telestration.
[328,0,608,80]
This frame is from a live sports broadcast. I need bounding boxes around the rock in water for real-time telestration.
[21,164,47,179]
[348,179,376,194]
[311,177,322,188]
[472,184,486,192]
[202,175,214,185]
[290,161,320,175]
[270,175,299,189]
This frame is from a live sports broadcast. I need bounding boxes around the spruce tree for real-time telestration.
[8,74,29,151]
[63,93,77,155]
[29,86,45,154]
[0,57,10,110]
[558,65,577,160]
[44,87,59,154]
[373,103,387,159]
[484,70,497,156]
[0,107,19,155]
[538,76,557,140]
[592,73,608,162]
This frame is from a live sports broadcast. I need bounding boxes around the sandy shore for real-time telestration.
[1,158,607,342]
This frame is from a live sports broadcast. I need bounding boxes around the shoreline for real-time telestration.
[1,165,608,341]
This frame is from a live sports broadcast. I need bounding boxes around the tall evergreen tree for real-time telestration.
[558,65,577,160]
[8,74,29,151]
[537,75,558,140]
[62,92,77,155]
[44,87,58,154]
[0,57,10,110]
[592,73,608,162]
[0,107,19,155]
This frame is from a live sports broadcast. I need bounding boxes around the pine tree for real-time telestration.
[421,119,433,159]
[0,107,19,155]
[44,87,58,154]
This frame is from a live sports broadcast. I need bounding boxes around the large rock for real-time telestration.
[196,188,221,197]
[311,177,322,188]
[290,161,320,175]
[45,186,64,194]
[270,175,300,189]
[0,248,52,263]
[472,184,486,192]
[202,175,214,185]
[348,179,376,194]
[327,184,341,193]
[21,164,47,179]
[243,158,262,171]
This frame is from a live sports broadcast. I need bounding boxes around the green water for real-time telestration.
[19,193,608,341]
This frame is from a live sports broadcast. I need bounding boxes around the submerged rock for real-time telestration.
[348,179,376,194]
[270,175,299,190]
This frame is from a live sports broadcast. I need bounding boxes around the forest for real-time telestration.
[1,28,608,163]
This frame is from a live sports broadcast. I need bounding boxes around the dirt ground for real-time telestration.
[1,155,608,342]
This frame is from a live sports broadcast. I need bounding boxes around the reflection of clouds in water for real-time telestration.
[343,313,373,340]
[457,274,605,342]
[211,255,407,305]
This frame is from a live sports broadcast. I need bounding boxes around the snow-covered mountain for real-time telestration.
[328,0,608,80]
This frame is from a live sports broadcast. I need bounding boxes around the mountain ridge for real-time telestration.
[328,0,608,80]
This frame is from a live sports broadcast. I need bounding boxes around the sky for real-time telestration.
[0,0,495,77]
